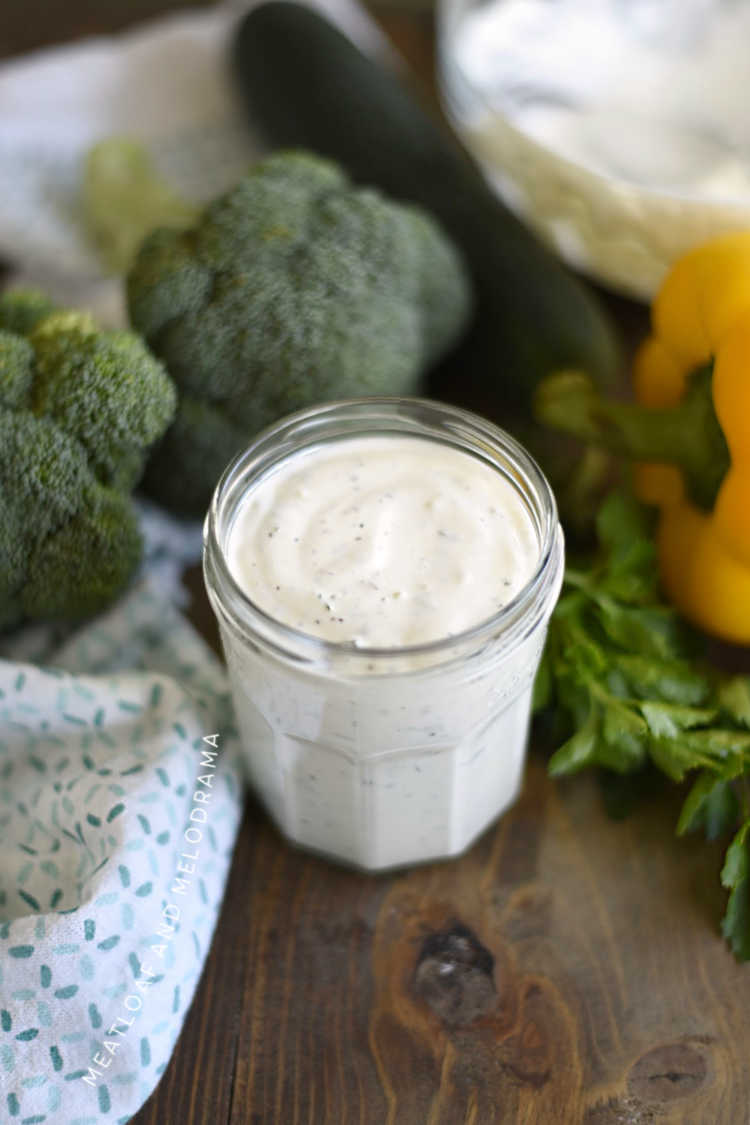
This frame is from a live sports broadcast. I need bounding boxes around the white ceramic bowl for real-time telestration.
[438,0,750,300]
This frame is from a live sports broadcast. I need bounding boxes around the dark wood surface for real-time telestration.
[128,665,750,1125]
[129,739,750,1125]
[2,4,749,1122]
[0,0,217,58]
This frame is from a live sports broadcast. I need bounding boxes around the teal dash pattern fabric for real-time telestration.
[0,582,244,1123]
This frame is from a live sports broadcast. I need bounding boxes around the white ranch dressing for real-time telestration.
[227,435,539,649]
[207,411,563,871]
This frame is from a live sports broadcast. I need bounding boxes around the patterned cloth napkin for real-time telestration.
[0,581,245,1124]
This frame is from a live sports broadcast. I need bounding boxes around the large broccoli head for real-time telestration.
[0,290,176,630]
[127,150,472,514]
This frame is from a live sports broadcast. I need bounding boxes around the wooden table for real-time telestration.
[2,4,749,1122]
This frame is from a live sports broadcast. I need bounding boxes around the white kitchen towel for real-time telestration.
[0,0,385,324]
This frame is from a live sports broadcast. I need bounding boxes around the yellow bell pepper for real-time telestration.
[535,231,750,644]
[633,233,750,643]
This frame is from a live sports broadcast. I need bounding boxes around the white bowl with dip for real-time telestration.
[203,398,563,871]
[439,0,750,299]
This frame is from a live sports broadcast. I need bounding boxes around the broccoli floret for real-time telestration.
[0,491,30,631]
[141,396,250,508]
[127,150,472,514]
[23,485,142,621]
[83,137,199,274]
[0,333,35,408]
[0,293,176,630]
[31,311,176,490]
[126,226,211,346]
[0,289,57,336]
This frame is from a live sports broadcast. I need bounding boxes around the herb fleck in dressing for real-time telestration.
[227,436,538,648]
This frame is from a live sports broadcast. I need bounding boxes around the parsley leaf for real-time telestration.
[537,490,750,960]
[678,773,740,840]
[720,677,750,728]
[721,823,750,960]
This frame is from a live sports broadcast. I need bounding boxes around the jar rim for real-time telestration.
[203,396,563,671]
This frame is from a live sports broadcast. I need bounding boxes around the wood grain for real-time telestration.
[131,750,750,1124]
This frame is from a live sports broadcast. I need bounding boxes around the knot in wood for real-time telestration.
[627,1043,708,1103]
[413,922,496,1027]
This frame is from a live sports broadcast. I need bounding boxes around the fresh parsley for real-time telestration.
[535,490,750,959]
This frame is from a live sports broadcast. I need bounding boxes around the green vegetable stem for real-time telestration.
[535,367,729,510]
[84,138,199,274]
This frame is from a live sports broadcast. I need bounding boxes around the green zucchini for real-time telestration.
[230,1,622,412]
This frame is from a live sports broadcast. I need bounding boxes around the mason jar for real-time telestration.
[203,397,564,871]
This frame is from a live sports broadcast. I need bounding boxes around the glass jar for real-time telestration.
[203,398,563,871]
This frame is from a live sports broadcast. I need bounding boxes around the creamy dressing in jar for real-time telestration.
[226,436,539,649]
[204,399,564,870]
